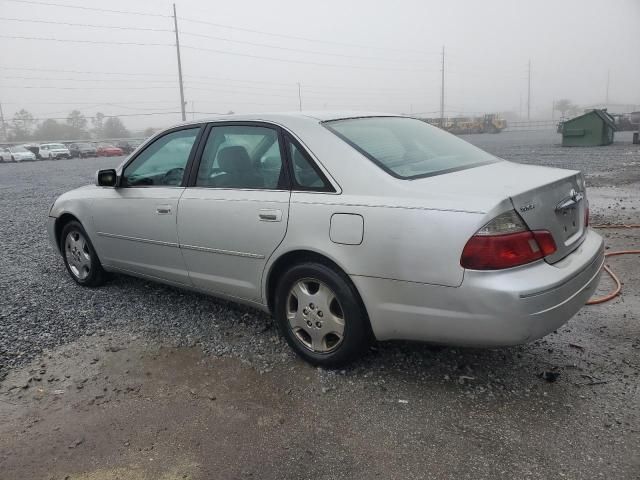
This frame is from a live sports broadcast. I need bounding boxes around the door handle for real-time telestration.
[156,205,172,215]
[258,209,282,222]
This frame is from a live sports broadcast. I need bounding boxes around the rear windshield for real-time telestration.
[324,116,498,179]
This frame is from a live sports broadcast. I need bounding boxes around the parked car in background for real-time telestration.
[116,140,143,155]
[22,144,41,159]
[0,147,11,162]
[69,143,98,158]
[39,143,71,160]
[0,145,37,162]
[96,144,124,157]
[47,112,604,366]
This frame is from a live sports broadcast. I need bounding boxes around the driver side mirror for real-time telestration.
[96,169,118,187]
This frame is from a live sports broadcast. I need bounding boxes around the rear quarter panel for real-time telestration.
[268,192,485,288]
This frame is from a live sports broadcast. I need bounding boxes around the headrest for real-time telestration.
[262,155,281,169]
[218,146,251,172]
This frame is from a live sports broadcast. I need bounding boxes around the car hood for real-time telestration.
[384,160,580,214]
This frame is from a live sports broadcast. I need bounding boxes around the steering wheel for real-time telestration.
[162,167,185,185]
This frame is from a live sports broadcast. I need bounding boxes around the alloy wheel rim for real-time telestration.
[65,230,92,280]
[286,278,346,353]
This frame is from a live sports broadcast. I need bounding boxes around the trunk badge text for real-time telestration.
[519,203,536,213]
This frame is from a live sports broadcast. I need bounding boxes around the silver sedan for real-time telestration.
[48,113,604,366]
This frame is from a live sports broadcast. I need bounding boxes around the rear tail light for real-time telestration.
[461,210,557,270]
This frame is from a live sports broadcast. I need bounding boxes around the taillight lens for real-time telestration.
[461,210,557,270]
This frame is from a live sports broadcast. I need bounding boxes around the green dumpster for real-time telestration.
[561,109,615,147]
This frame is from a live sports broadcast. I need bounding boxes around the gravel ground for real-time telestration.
[0,129,638,479]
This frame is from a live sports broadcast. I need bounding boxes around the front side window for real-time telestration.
[196,125,285,189]
[123,128,199,187]
[324,117,498,179]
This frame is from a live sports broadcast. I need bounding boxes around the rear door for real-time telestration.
[177,123,291,302]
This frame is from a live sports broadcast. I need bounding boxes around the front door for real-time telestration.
[178,124,290,302]
[92,126,202,285]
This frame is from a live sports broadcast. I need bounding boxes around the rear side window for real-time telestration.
[324,117,497,179]
[286,138,330,191]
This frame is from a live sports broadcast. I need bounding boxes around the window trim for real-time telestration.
[283,133,335,193]
[322,117,498,181]
[186,121,292,191]
[119,124,205,188]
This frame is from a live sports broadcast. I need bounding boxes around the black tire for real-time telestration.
[274,262,371,367]
[60,220,105,287]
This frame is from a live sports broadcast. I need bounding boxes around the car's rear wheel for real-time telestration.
[274,262,370,367]
[61,221,105,287]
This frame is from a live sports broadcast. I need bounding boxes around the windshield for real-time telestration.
[46,144,66,149]
[324,116,498,179]
[10,146,28,152]
[77,143,93,148]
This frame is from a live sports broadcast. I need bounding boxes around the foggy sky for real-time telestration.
[1,0,639,131]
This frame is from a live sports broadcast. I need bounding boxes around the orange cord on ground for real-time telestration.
[586,224,640,305]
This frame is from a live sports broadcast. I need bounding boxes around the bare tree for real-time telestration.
[554,99,574,119]
[11,109,35,140]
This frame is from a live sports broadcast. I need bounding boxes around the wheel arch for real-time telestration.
[54,213,82,252]
[264,249,371,332]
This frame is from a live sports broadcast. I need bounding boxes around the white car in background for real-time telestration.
[0,147,11,162]
[0,145,37,162]
[39,143,71,160]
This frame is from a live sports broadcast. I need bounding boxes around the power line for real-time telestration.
[26,111,183,121]
[1,100,179,105]
[1,85,177,90]
[1,66,176,78]
[0,34,172,47]
[1,35,432,72]
[0,16,173,32]
[179,16,437,56]
[181,44,434,72]
[0,75,177,84]
[2,0,171,17]
[0,15,427,64]
[180,31,423,63]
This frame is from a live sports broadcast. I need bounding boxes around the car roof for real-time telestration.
[175,110,403,128]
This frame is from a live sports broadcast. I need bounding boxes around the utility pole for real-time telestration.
[605,69,610,107]
[527,59,531,120]
[439,45,445,127]
[173,3,186,122]
[297,82,302,111]
[0,102,7,141]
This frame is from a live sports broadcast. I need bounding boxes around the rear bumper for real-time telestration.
[352,229,604,346]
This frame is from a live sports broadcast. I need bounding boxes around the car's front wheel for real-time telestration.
[61,221,105,287]
[274,262,371,367]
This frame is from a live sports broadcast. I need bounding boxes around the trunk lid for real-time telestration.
[510,171,587,263]
[405,161,587,263]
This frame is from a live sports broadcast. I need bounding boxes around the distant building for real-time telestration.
[560,109,616,147]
